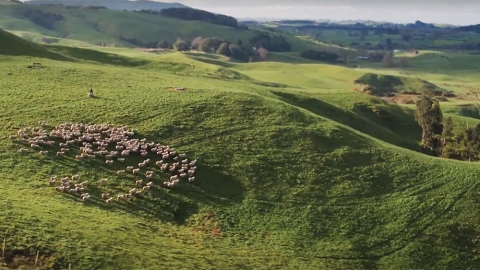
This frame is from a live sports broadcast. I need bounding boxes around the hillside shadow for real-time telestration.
[187,53,235,68]
[48,45,150,67]
[270,90,420,151]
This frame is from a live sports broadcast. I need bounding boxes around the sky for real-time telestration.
[172,0,480,26]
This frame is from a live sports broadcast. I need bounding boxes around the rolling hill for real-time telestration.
[23,0,188,11]
[2,26,480,270]
[0,0,318,52]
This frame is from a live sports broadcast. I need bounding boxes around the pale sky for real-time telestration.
[172,0,480,26]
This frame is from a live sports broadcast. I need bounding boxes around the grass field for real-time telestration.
[3,26,480,270]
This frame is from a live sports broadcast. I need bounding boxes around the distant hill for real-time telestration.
[23,0,188,11]
[0,1,317,52]
[458,24,480,33]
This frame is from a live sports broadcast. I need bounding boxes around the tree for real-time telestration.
[173,38,190,52]
[415,93,444,151]
[191,36,204,50]
[157,40,170,49]
[237,39,243,46]
[381,50,394,67]
[216,42,231,56]
[198,37,224,53]
[229,43,250,62]
[385,38,393,50]
[257,48,268,61]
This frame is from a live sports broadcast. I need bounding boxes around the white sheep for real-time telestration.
[100,178,108,185]
[117,158,125,162]
[101,193,110,199]
[188,177,195,182]
[136,180,143,186]
[142,185,150,191]
[72,175,79,181]
[117,170,125,176]
[105,160,113,165]
[105,198,113,205]
[132,168,140,174]
[39,150,48,155]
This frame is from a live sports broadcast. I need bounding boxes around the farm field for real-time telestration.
[2,25,480,270]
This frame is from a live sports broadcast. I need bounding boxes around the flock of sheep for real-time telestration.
[10,121,198,205]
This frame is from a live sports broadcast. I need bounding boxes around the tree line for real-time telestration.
[137,8,239,29]
[11,6,64,30]
[168,37,268,63]
[415,92,480,161]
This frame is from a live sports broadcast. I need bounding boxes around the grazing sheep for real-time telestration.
[126,166,134,171]
[179,173,187,178]
[55,186,64,192]
[146,182,153,187]
[155,160,163,166]
[132,168,140,174]
[101,193,110,199]
[117,170,125,176]
[188,177,195,182]
[105,198,113,205]
[105,160,113,165]
[39,150,48,155]
[145,174,153,180]
[136,180,143,186]
[143,185,150,191]
[117,157,125,162]
[82,195,90,202]
[18,148,28,153]
[72,175,79,181]
[116,194,125,201]
[100,178,108,185]
[170,176,178,181]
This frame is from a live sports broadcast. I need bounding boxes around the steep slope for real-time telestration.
[2,39,480,270]
[0,27,66,59]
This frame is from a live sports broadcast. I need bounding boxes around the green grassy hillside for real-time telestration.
[0,1,315,52]
[2,31,480,270]
[355,73,452,96]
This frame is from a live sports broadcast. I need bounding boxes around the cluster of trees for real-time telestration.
[415,92,480,161]
[171,37,268,62]
[249,31,291,52]
[12,7,64,30]
[150,8,239,28]
[300,50,340,63]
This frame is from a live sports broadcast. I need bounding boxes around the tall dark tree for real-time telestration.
[415,92,443,151]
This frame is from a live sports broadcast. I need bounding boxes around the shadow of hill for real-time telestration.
[187,53,235,68]
[0,28,71,61]
[270,90,420,150]
[48,45,150,67]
